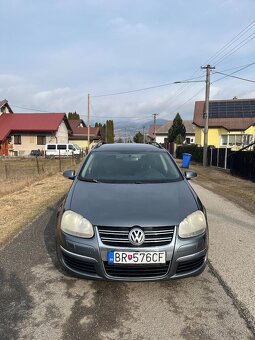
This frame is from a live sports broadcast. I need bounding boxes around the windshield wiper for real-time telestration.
[80,178,100,183]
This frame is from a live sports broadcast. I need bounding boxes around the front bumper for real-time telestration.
[57,227,208,281]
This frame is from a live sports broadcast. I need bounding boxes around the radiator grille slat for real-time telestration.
[97,226,175,247]
[104,262,170,278]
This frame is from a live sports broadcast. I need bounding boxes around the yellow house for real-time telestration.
[193,99,255,150]
[68,119,101,149]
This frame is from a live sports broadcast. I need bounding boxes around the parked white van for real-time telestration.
[45,143,82,158]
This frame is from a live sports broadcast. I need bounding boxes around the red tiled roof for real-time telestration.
[148,124,162,138]
[69,127,100,139]
[68,119,86,131]
[193,100,255,130]
[0,113,67,141]
[68,119,100,139]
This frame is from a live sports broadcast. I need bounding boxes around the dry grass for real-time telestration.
[179,160,255,215]
[0,173,72,247]
[0,158,83,247]
[0,157,254,248]
[0,157,82,196]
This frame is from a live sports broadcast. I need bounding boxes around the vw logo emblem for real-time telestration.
[128,227,145,246]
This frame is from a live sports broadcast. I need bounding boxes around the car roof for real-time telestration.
[91,143,167,152]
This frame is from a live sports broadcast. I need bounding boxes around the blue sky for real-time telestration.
[1,0,255,126]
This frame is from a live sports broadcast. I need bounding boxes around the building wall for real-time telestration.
[195,126,255,148]
[155,136,165,144]
[55,121,69,143]
[69,139,98,150]
[10,133,56,156]
[155,133,195,144]
[8,122,69,156]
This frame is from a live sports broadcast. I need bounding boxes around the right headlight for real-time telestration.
[179,210,206,238]
[60,210,94,238]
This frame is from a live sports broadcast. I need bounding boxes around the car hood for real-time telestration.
[66,180,199,227]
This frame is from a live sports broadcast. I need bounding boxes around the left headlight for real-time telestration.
[60,210,94,238]
[179,210,206,238]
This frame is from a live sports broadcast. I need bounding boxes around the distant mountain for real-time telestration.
[114,118,168,140]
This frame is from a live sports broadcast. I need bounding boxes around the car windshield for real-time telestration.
[79,151,182,183]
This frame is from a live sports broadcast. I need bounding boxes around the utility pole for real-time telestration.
[152,113,159,141]
[87,94,90,151]
[143,126,145,143]
[201,65,215,167]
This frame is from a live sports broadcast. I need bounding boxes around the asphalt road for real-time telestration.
[0,184,254,340]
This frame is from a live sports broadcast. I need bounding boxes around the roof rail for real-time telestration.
[92,141,106,149]
[147,141,164,149]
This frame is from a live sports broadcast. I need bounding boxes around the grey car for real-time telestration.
[56,143,208,281]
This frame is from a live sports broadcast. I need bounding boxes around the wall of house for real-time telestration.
[55,122,69,143]
[195,127,203,145]
[195,126,255,148]
[69,139,97,150]
[245,125,255,139]
[155,136,165,144]
[9,121,68,156]
[10,134,56,156]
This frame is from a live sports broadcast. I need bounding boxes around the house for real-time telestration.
[193,98,255,149]
[147,124,163,141]
[155,120,195,144]
[0,99,13,114]
[68,119,101,149]
[0,111,71,156]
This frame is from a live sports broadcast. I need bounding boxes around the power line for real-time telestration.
[204,20,255,65]
[11,104,51,113]
[212,60,255,84]
[214,31,255,66]
[213,71,255,83]
[217,61,255,73]
[91,75,205,98]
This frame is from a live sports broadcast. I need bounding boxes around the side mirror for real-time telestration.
[185,170,197,180]
[63,169,76,180]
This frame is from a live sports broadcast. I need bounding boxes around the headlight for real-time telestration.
[179,211,206,238]
[61,210,94,238]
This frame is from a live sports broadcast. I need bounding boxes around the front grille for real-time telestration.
[62,253,97,274]
[104,262,170,278]
[176,256,205,274]
[97,226,175,247]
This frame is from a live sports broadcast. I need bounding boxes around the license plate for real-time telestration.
[108,251,166,264]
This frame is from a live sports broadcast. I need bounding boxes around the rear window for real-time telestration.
[47,145,56,150]
[79,151,182,183]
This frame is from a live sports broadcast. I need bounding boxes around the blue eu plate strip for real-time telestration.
[108,251,114,265]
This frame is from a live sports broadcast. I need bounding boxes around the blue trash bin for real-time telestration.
[182,153,192,168]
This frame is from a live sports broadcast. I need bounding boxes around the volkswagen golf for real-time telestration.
[56,143,208,281]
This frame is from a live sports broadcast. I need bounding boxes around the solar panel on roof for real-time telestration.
[208,101,255,118]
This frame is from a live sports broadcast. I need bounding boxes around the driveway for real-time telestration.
[0,184,254,340]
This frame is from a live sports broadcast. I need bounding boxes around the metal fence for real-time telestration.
[176,145,255,181]
[229,151,255,181]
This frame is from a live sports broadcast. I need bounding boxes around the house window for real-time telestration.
[37,136,46,145]
[220,134,253,147]
[14,135,21,144]
[221,135,228,146]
